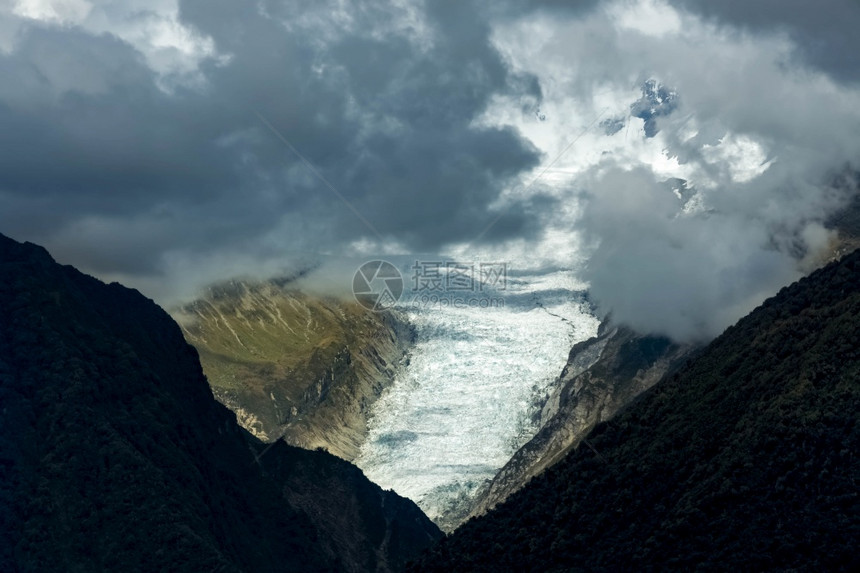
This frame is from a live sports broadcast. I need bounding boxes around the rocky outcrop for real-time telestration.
[173,282,414,461]
[826,183,860,261]
[0,233,441,572]
[468,324,696,520]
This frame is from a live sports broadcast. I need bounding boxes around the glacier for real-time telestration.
[353,267,599,528]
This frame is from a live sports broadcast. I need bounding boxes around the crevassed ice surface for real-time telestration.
[353,268,599,527]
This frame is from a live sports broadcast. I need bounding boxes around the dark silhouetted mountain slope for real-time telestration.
[0,233,440,572]
[411,249,860,572]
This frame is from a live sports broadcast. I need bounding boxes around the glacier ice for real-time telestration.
[353,268,599,526]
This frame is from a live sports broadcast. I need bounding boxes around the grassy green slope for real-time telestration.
[173,280,413,460]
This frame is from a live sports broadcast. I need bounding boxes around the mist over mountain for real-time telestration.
[577,167,858,342]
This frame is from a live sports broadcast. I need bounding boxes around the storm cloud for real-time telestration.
[1,0,859,340]
[669,0,860,84]
[0,0,570,284]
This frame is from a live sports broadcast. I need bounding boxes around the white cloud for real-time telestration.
[471,0,860,340]
[9,0,223,88]
[12,0,92,22]
[701,133,773,184]
[607,0,682,37]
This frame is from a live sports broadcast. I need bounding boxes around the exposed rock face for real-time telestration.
[173,281,414,460]
[0,233,441,572]
[826,181,860,261]
[469,324,696,520]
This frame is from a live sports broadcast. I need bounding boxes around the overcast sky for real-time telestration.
[1,0,859,341]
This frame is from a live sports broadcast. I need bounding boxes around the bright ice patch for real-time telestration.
[354,268,599,527]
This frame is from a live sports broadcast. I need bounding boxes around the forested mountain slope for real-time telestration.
[0,233,440,572]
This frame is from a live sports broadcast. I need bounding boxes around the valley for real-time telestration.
[2,230,859,571]
[174,265,602,531]
[3,0,859,569]
[0,234,442,572]
[172,216,860,533]
[412,247,860,572]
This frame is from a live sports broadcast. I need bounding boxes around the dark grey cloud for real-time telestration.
[0,0,552,285]
[670,0,860,83]
[0,24,299,274]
